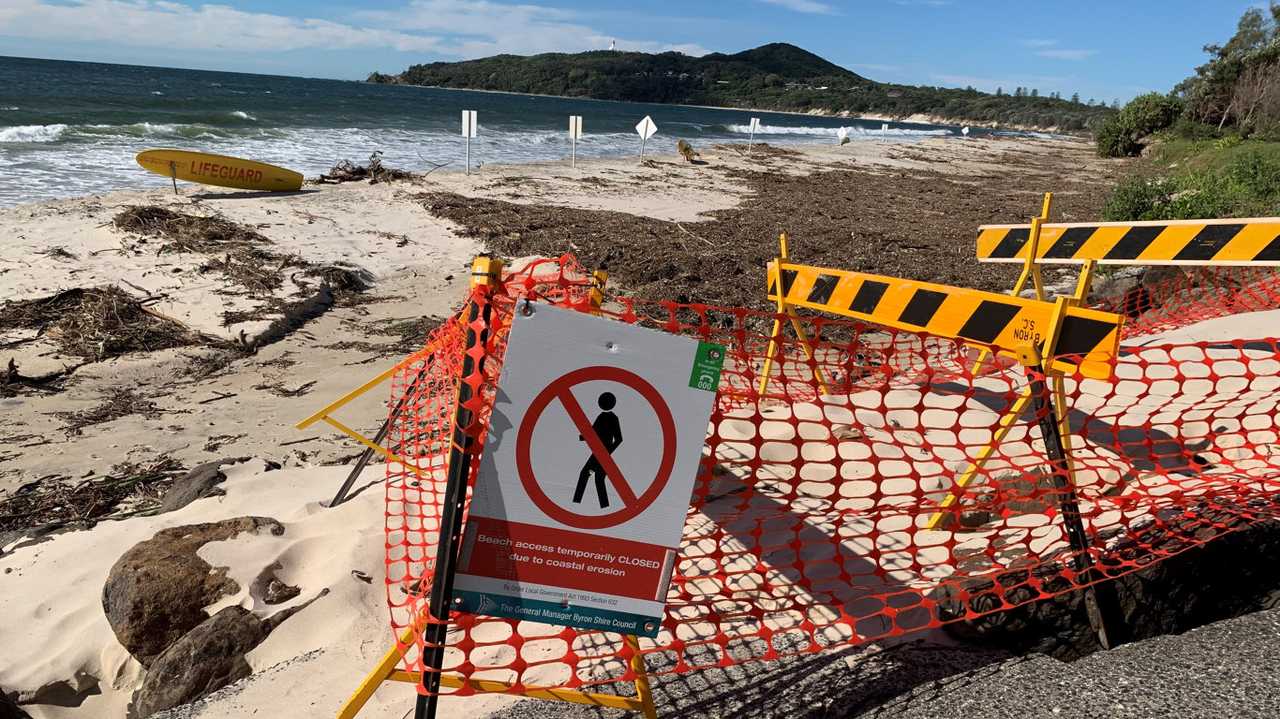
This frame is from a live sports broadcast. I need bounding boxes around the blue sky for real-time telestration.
[0,1,1264,102]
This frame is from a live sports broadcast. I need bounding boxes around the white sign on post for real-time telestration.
[635,115,658,158]
[569,115,583,168]
[748,117,761,149]
[837,126,850,145]
[462,109,478,174]
[881,123,889,138]
[962,126,971,137]
[453,303,724,637]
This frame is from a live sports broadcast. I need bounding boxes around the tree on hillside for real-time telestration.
[1179,2,1280,131]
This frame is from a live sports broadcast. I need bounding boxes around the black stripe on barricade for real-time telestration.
[768,278,777,296]
[1105,225,1163,260]
[898,289,948,327]
[1174,223,1245,262]
[957,300,1022,344]
[1043,226,1096,259]
[781,269,799,297]
[849,280,889,314]
[988,227,1031,259]
[1056,315,1117,358]
[807,274,840,304]
[1258,231,1280,261]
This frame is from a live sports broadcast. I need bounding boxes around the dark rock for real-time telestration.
[102,516,283,665]
[130,591,326,718]
[0,684,32,719]
[129,606,262,718]
[159,459,247,513]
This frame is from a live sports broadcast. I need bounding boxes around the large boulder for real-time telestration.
[128,606,262,718]
[102,517,283,665]
[130,592,325,718]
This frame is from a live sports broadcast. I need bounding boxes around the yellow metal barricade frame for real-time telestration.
[752,236,1121,533]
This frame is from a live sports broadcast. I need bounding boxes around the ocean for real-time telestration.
[0,55,977,207]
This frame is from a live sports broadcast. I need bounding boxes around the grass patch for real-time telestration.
[1103,138,1280,220]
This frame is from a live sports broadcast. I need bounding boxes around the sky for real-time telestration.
[0,0,1265,103]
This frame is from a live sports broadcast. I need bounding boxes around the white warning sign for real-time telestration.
[453,303,723,636]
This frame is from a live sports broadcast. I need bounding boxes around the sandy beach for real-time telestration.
[0,134,1189,719]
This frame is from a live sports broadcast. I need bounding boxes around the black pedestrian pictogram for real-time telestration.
[573,392,623,507]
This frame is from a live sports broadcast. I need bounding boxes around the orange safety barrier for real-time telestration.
[371,254,1280,713]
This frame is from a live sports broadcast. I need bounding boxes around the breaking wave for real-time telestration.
[0,124,68,143]
[724,122,952,137]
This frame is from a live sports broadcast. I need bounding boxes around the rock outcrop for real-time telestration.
[102,516,283,665]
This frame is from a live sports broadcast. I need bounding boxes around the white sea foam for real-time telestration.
[230,111,257,121]
[0,124,68,143]
[151,91,164,96]
[725,122,951,137]
[0,120,959,206]
[0,106,18,111]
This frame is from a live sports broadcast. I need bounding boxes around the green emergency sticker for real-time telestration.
[688,341,726,392]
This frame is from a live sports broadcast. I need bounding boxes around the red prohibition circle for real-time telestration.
[515,366,677,529]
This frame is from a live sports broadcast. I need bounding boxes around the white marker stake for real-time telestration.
[837,127,849,145]
[462,110,478,174]
[635,115,658,158]
[748,117,761,150]
[962,126,971,138]
[569,115,584,168]
[882,123,889,139]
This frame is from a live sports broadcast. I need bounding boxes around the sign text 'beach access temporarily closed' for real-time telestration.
[453,304,723,636]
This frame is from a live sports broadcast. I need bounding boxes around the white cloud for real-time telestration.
[1036,48,1099,61]
[357,1,708,57]
[0,0,708,59]
[757,0,836,14]
[1020,38,1058,48]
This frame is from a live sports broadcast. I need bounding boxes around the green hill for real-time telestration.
[369,43,1112,132]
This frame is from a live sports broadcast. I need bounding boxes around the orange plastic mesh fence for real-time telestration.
[1099,266,1280,339]
[384,255,1280,698]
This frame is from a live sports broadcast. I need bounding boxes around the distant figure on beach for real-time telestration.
[574,392,623,508]
[677,139,701,163]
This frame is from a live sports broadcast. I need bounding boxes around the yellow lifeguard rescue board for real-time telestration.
[136,149,304,192]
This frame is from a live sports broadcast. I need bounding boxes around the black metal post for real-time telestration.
[415,267,494,719]
[1022,358,1127,650]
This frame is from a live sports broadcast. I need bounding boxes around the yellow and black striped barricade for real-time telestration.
[973,198,1280,372]
[977,200,1280,311]
[978,215,1280,267]
[757,247,1124,534]
[763,259,1124,381]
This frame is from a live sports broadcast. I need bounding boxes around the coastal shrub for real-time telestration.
[1096,115,1142,158]
[1223,147,1280,198]
[1171,117,1222,141]
[1103,176,1177,220]
[1096,93,1185,157]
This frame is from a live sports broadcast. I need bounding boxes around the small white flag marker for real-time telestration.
[635,115,658,158]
